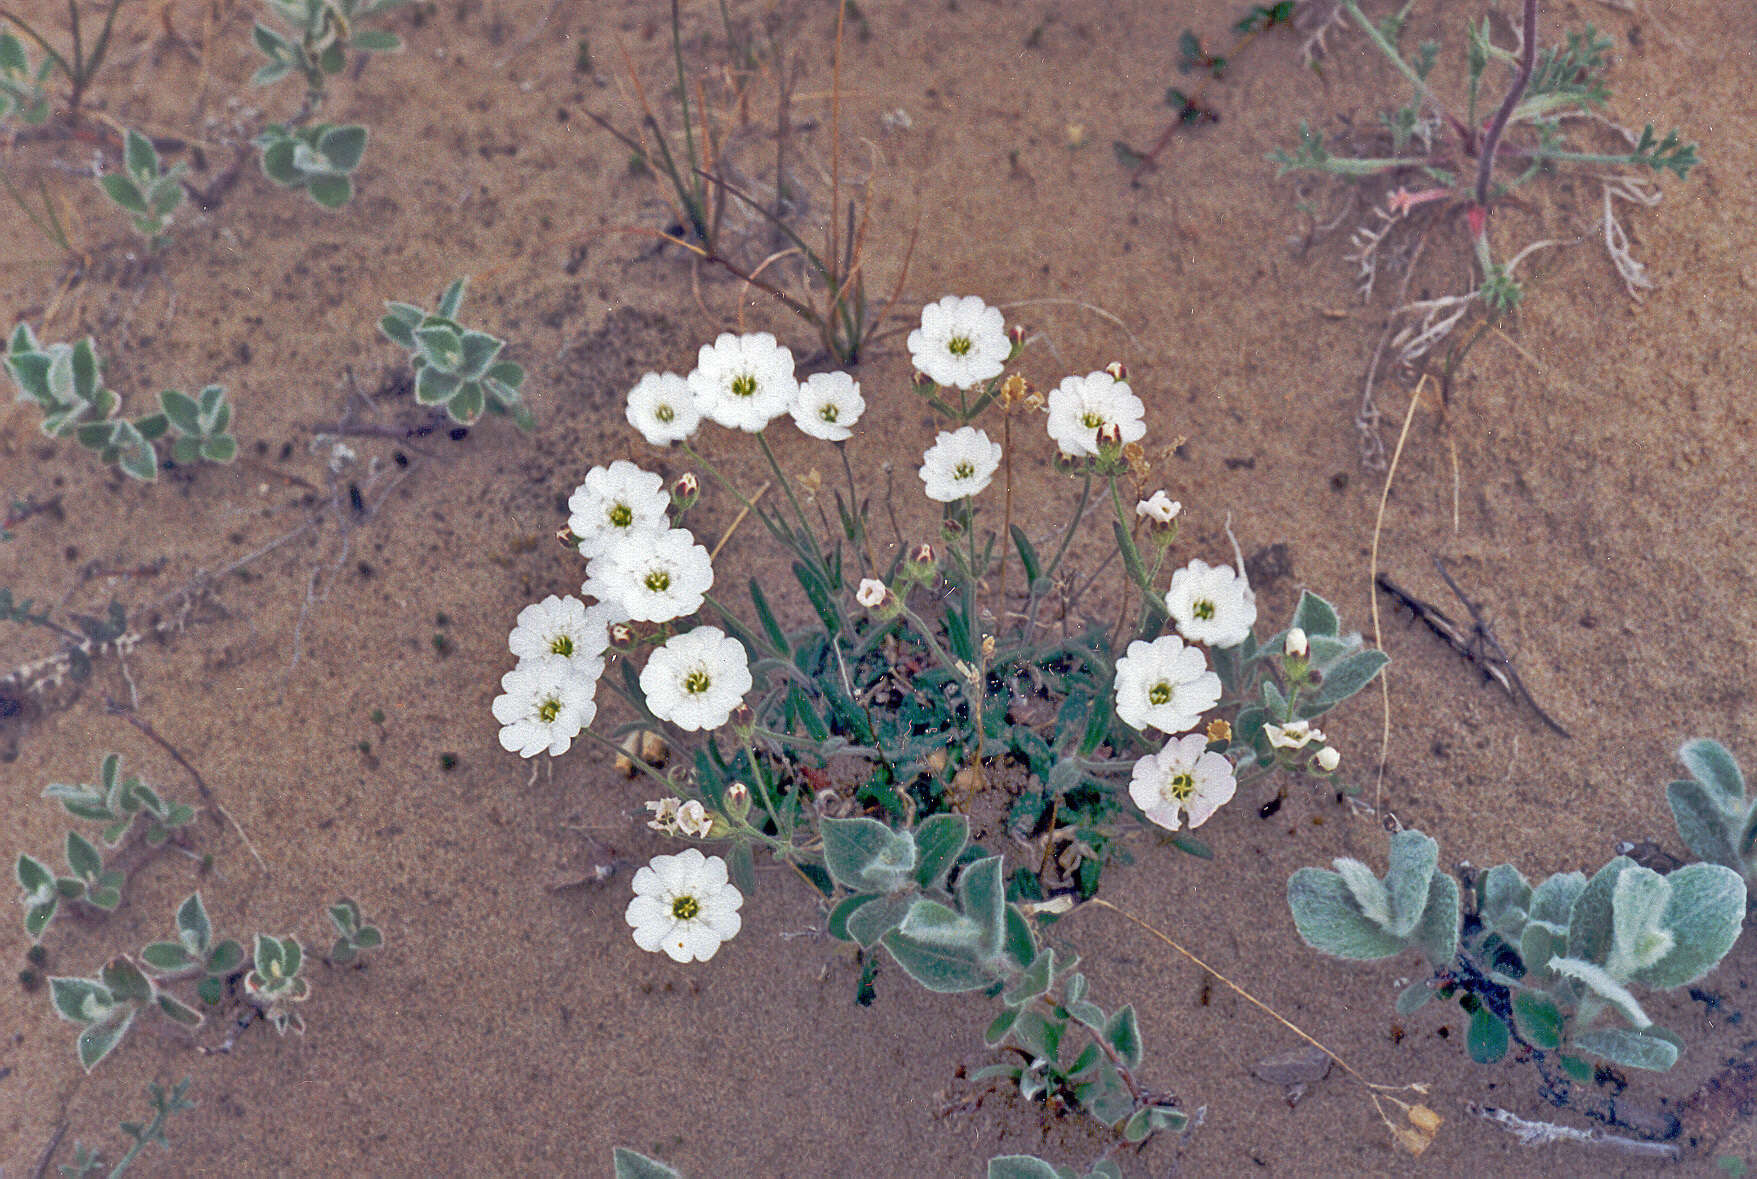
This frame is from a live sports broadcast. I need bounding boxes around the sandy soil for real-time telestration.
[3,0,1755,1174]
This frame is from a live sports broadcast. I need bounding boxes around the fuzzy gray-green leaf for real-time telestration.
[1679,738,1745,807]
[1384,829,1439,938]
[1630,862,1746,990]
[1287,867,1408,959]
[1572,1027,1678,1071]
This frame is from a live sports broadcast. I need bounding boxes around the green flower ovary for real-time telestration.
[1081,411,1105,429]
[537,697,562,723]
[550,635,574,656]
[682,669,711,696]
[644,569,672,593]
[818,404,840,423]
[954,461,975,480]
[946,335,973,356]
[672,895,701,920]
[1192,599,1216,621]
[1148,680,1172,706]
[656,404,676,423]
[608,503,634,528]
[1164,771,1196,803]
[730,373,757,399]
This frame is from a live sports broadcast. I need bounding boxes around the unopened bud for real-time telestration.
[855,578,889,609]
[609,622,634,646]
[912,542,936,566]
[1315,745,1341,773]
[980,634,995,661]
[672,472,699,508]
[940,515,965,541]
[1285,627,1308,658]
[1007,324,1028,354]
[730,703,754,734]
[1103,360,1127,382]
[1096,423,1123,452]
[911,369,934,390]
[556,525,579,549]
[725,781,752,822]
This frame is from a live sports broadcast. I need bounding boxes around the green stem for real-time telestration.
[1042,470,1093,583]
[1340,0,1449,120]
[756,430,822,561]
[668,0,706,240]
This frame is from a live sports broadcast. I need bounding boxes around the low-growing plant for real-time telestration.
[378,277,534,429]
[0,29,51,125]
[493,294,1386,1142]
[250,0,407,110]
[57,1076,195,1177]
[324,897,384,963]
[1661,739,1757,886]
[98,128,186,248]
[0,0,129,120]
[1271,0,1698,423]
[0,589,128,684]
[1289,801,1747,1080]
[253,121,369,209]
[4,324,239,480]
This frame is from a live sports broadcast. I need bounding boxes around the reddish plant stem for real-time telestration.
[1474,0,1539,214]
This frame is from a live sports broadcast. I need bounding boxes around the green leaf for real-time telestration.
[306,174,353,208]
[1415,870,1460,968]
[1008,1007,1063,1062]
[843,892,913,948]
[1467,1006,1509,1063]
[101,173,149,214]
[1548,957,1651,1028]
[820,816,917,893]
[171,436,201,465]
[156,991,204,1027]
[1383,830,1439,938]
[1680,739,1746,806]
[1290,590,1340,638]
[202,434,238,463]
[141,942,197,972]
[987,1157,1065,1179]
[911,814,968,890]
[1573,1027,1679,1071]
[1003,947,1055,1007]
[1104,1004,1143,1070]
[748,578,788,654]
[1395,979,1434,1014]
[984,1007,1020,1047]
[66,830,102,880]
[414,365,461,405]
[1009,525,1042,587]
[1287,867,1409,960]
[26,899,57,939]
[16,852,54,896]
[447,381,485,423]
[612,1148,681,1179]
[351,29,401,51]
[827,892,880,942]
[881,925,993,993]
[159,388,201,434]
[456,331,504,380]
[1511,993,1563,1049]
[436,278,468,319]
[1631,862,1746,990]
[205,939,244,976]
[78,1010,136,1072]
[101,957,152,1003]
[1307,649,1389,713]
[1530,870,1587,926]
[1567,856,1636,964]
[177,892,212,953]
[956,857,1007,953]
[317,124,368,171]
[486,358,525,390]
[70,338,100,402]
[1610,867,1676,973]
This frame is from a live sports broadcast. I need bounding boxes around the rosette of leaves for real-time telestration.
[325,897,384,963]
[988,1157,1124,1179]
[243,933,311,1033]
[17,830,126,941]
[1290,829,1747,1072]
[254,122,368,208]
[1217,589,1390,772]
[99,128,186,246]
[44,752,198,848]
[1662,739,1757,883]
[158,384,240,466]
[378,278,534,428]
[0,32,52,125]
[251,0,407,103]
[49,955,202,1071]
[140,892,246,1007]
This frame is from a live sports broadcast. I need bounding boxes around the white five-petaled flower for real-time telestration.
[1265,719,1327,750]
[583,527,714,623]
[919,426,1003,502]
[1112,634,1222,734]
[1045,370,1148,457]
[567,461,671,560]
[506,594,612,674]
[1129,733,1238,832]
[625,847,744,963]
[639,625,753,732]
[790,371,865,441]
[1165,558,1257,648]
[1136,491,1182,524]
[625,371,701,446]
[492,654,599,758]
[855,578,889,609]
[907,295,1010,389]
[687,332,798,432]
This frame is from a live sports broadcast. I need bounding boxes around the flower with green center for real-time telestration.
[626,371,701,446]
[625,847,744,963]
[584,527,713,623]
[639,625,752,731]
[507,594,615,672]
[687,331,798,432]
[789,370,866,441]
[1165,558,1256,648]
[492,653,600,757]
[918,425,1003,502]
[907,295,1010,389]
[567,460,671,560]
[1129,733,1237,831]
[1112,634,1221,734]
[1046,369,1147,457]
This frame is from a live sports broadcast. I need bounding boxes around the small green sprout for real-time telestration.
[99,129,186,248]
[379,278,534,428]
[254,121,369,208]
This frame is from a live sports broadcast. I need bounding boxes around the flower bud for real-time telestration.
[1096,423,1123,451]
[980,634,995,661]
[609,622,635,646]
[556,525,579,549]
[856,578,890,609]
[1285,627,1308,658]
[730,703,754,736]
[911,369,934,391]
[1007,324,1028,357]
[940,515,965,542]
[671,472,700,509]
[1315,745,1341,773]
[724,781,752,822]
[1103,360,1127,382]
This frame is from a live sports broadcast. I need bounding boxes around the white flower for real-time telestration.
[1045,370,1147,457]
[583,528,713,623]
[1129,733,1237,831]
[675,800,714,838]
[567,461,671,560]
[646,797,683,833]
[1266,719,1327,750]
[1136,491,1182,524]
[639,626,752,732]
[507,594,611,672]
[1113,635,1221,734]
[919,426,1003,502]
[855,578,888,609]
[492,655,598,758]
[790,371,865,441]
[625,847,744,963]
[907,295,1010,389]
[1315,745,1341,772]
[1165,559,1257,648]
[625,371,701,446]
[687,331,798,432]
[1284,627,1308,658]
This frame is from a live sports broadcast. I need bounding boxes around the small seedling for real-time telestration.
[0,30,51,125]
[99,129,186,248]
[46,752,198,849]
[4,324,240,480]
[243,933,309,1034]
[251,0,407,108]
[58,1077,196,1177]
[325,897,383,964]
[253,121,369,208]
[379,278,534,428]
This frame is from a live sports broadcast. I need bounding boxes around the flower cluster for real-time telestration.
[624,330,867,446]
